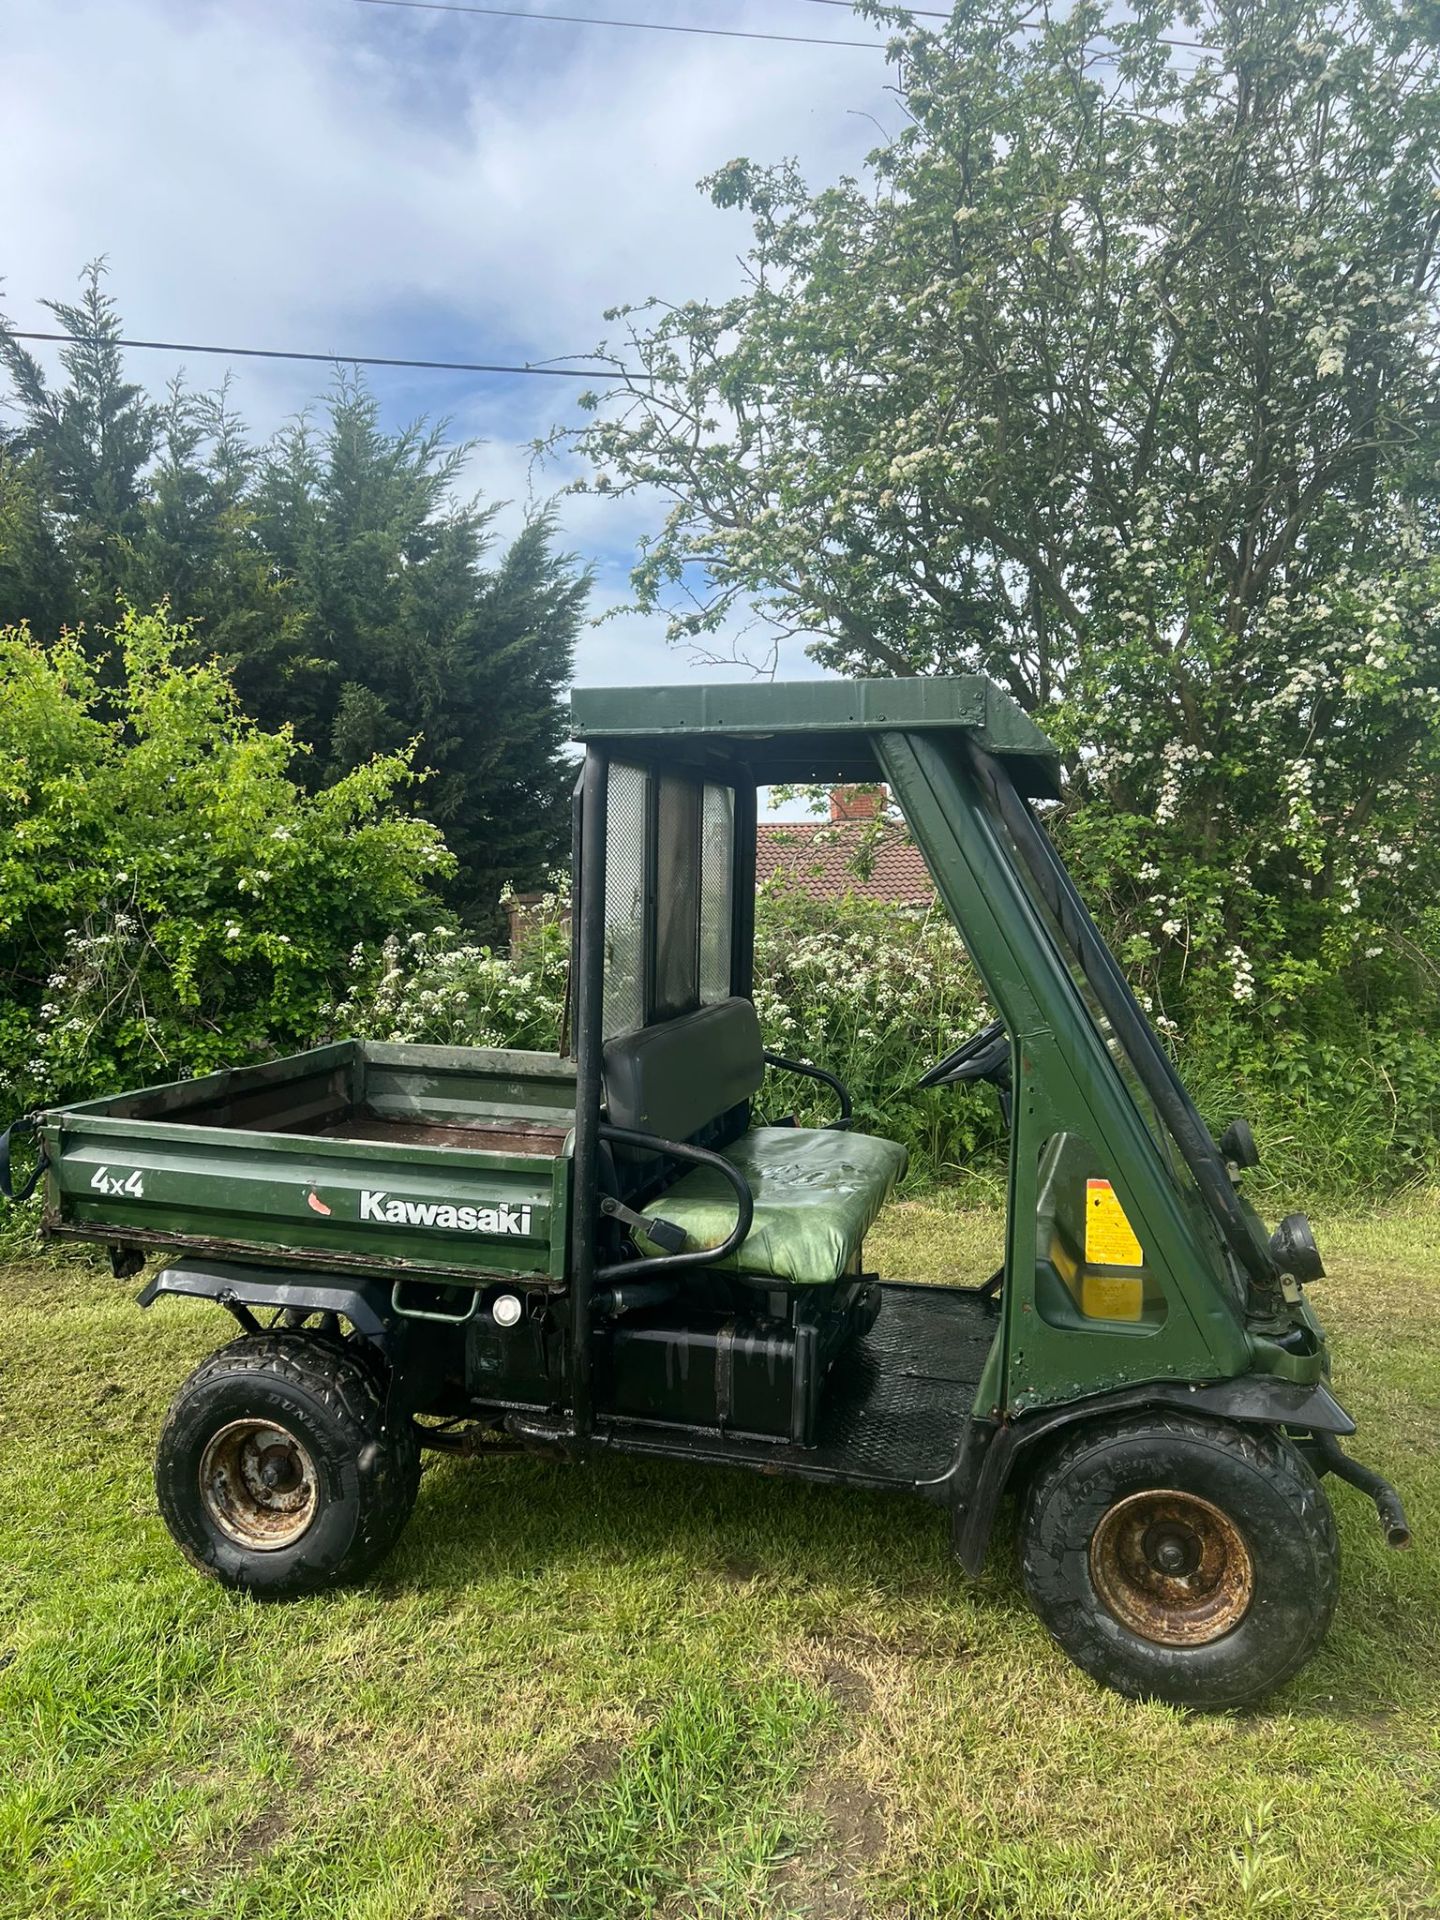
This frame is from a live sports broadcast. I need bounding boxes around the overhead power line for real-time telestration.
[4,329,650,381]
[348,0,882,49]
[348,0,1220,63]
[793,0,1219,56]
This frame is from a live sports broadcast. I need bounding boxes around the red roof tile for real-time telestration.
[756,819,934,906]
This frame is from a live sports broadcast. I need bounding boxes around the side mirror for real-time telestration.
[1219,1118,1260,1170]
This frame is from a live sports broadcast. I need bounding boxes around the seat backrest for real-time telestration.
[602,997,764,1143]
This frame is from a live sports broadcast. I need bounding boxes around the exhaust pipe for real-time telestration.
[1312,1433,1413,1549]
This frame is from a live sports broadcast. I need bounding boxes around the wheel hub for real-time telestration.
[199,1419,319,1551]
[1090,1488,1254,1647]
[257,1445,302,1492]
[1144,1523,1201,1578]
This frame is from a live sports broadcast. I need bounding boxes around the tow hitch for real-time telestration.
[1312,1433,1413,1549]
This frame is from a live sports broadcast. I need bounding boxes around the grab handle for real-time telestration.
[763,1051,854,1130]
[596,1124,754,1282]
[389,1279,483,1325]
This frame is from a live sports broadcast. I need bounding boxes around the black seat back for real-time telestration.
[602,997,765,1143]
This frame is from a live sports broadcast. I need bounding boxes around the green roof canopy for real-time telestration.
[570,676,1062,799]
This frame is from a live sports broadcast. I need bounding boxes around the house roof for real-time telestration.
[756,819,935,907]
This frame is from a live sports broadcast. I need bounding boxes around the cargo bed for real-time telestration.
[39,1042,576,1284]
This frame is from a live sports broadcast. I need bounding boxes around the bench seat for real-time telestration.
[635,1126,907,1287]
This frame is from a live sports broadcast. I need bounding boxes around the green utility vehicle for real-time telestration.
[3,678,1411,1707]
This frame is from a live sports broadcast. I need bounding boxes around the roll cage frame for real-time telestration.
[566,677,1309,1438]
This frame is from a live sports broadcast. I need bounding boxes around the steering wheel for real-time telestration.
[916,1017,1010,1091]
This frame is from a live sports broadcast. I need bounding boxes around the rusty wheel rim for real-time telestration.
[199,1419,319,1551]
[1089,1489,1254,1646]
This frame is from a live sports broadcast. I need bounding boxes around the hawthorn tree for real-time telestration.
[570,0,1440,1143]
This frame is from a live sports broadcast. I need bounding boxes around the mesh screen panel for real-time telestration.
[699,783,734,1003]
[653,773,701,1019]
[603,762,647,1038]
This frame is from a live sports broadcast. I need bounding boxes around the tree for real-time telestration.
[0,277,590,934]
[122,376,299,679]
[0,441,76,638]
[570,0,1440,1087]
[0,605,451,1109]
[0,261,158,625]
[250,381,589,932]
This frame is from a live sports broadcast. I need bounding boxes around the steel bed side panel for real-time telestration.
[362,1046,577,1129]
[42,1114,561,1280]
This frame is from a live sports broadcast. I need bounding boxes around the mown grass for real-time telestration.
[2,1199,1438,1919]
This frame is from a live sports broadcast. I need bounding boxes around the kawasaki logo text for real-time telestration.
[359,1191,533,1235]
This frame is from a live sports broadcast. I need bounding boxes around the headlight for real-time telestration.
[1269,1212,1324,1283]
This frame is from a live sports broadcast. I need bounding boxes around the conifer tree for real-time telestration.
[0,272,588,935]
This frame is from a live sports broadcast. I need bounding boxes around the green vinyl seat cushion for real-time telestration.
[635,1126,908,1287]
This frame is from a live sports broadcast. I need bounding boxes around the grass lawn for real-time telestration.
[2,1198,1438,1920]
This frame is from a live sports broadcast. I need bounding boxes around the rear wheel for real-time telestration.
[1020,1413,1338,1708]
[155,1331,420,1596]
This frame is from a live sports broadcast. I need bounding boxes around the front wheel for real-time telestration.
[1020,1413,1338,1709]
[155,1331,421,1596]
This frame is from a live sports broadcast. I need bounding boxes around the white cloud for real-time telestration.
[2,0,898,685]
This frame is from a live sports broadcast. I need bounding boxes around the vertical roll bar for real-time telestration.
[732,770,757,1002]
[568,747,608,1434]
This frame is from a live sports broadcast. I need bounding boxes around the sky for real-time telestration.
[2,0,906,741]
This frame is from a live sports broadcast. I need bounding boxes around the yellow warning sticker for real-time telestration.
[1080,1272,1144,1322]
[1085,1179,1144,1268]
[1049,1235,1079,1286]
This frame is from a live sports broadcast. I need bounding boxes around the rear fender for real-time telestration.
[948,1377,1357,1576]
[137,1259,393,1340]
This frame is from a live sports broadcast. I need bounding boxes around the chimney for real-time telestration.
[829,784,884,823]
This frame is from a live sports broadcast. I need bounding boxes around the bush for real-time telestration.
[1178,1003,1440,1201]
[751,884,1001,1188]
[0,606,451,1111]
[327,889,570,1052]
[335,879,1440,1202]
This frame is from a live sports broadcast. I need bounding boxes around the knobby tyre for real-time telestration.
[1020,1411,1339,1709]
[154,1330,421,1597]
